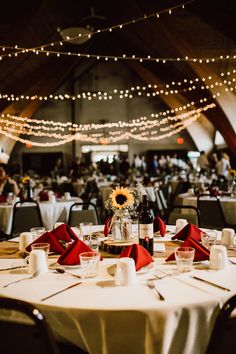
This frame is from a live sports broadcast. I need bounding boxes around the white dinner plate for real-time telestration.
[59,264,81,269]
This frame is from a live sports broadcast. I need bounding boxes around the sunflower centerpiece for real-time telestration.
[105,187,135,242]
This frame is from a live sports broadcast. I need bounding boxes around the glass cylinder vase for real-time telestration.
[112,215,132,242]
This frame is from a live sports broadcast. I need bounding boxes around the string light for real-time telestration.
[0,113,202,146]
[0,98,215,133]
[0,102,215,147]
[0,69,235,102]
[1,45,235,64]
[0,0,194,58]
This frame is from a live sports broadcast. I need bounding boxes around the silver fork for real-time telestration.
[3,271,40,288]
[147,279,165,301]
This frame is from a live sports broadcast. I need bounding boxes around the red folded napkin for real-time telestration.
[120,244,154,271]
[104,216,112,236]
[171,223,203,242]
[26,231,65,254]
[26,224,78,254]
[154,216,166,237]
[38,190,49,201]
[57,239,93,265]
[165,236,210,262]
[0,195,7,203]
[52,223,78,241]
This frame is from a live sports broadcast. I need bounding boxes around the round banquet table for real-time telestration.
[177,193,236,225]
[0,197,82,234]
[1,230,236,354]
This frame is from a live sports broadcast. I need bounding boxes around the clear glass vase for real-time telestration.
[112,213,132,242]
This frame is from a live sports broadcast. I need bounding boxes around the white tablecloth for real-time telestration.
[177,193,236,225]
[0,198,82,234]
[0,248,235,354]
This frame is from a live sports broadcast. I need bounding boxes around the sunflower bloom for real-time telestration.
[108,187,135,212]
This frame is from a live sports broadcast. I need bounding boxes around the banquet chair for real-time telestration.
[10,201,43,238]
[166,204,200,226]
[0,296,61,354]
[154,188,168,218]
[197,194,226,230]
[205,295,236,354]
[68,202,100,226]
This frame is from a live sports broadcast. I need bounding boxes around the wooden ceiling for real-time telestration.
[0,0,236,156]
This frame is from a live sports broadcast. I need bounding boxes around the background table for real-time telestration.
[177,193,236,225]
[0,197,82,234]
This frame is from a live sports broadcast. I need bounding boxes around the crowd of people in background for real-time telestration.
[0,150,233,203]
[197,151,232,179]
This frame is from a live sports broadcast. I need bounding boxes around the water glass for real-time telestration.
[31,242,50,257]
[201,230,217,249]
[79,252,100,278]
[30,227,46,241]
[7,192,14,204]
[175,247,195,272]
[90,235,100,252]
[79,222,93,237]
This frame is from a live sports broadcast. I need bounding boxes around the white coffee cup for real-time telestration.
[19,232,34,251]
[26,249,48,274]
[115,258,137,286]
[209,245,228,270]
[175,219,188,233]
[221,228,235,248]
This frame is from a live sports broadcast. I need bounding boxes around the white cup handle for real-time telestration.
[115,266,122,285]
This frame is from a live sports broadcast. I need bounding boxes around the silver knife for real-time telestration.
[41,281,82,301]
[190,275,231,292]
[0,266,26,271]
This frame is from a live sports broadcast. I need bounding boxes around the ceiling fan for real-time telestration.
[58,7,106,45]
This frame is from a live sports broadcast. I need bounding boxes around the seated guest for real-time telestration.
[0,163,20,196]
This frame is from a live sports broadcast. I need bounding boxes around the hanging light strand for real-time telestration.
[1,96,215,132]
[0,0,194,57]
[0,113,201,147]
[0,69,235,102]
[0,44,235,63]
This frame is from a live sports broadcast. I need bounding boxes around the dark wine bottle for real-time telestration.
[138,194,154,255]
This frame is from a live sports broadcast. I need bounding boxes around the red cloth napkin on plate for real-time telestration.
[120,244,154,271]
[57,239,93,265]
[171,223,203,242]
[154,216,166,237]
[165,236,210,262]
[26,231,65,254]
[26,224,78,254]
[52,223,78,241]
[104,216,112,236]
